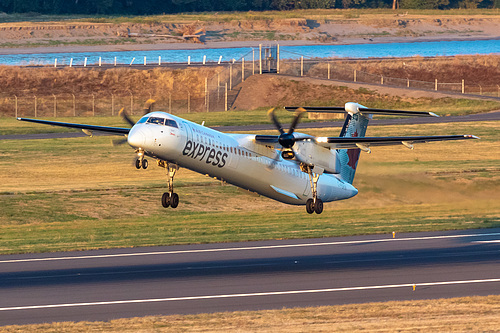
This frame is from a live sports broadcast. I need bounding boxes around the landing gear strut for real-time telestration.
[302,163,323,215]
[158,160,179,209]
[135,149,148,169]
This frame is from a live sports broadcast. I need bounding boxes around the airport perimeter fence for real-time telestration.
[0,49,259,118]
[278,57,500,97]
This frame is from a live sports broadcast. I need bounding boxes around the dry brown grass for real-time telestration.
[2,296,499,332]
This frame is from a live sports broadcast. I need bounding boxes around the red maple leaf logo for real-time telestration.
[347,130,360,169]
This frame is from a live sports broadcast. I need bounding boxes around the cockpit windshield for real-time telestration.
[142,116,178,128]
[147,117,165,125]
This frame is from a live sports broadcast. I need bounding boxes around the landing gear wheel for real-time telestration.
[314,199,323,214]
[161,192,170,208]
[135,158,141,169]
[141,159,148,169]
[170,193,179,209]
[306,199,315,214]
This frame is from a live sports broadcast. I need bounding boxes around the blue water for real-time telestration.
[0,39,499,66]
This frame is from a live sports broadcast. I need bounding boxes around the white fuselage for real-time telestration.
[127,112,358,205]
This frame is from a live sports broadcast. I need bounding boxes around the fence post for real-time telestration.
[327,63,330,80]
[206,88,210,113]
[205,77,208,106]
[92,94,95,116]
[217,73,220,100]
[242,58,245,82]
[34,96,37,117]
[111,94,114,116]
[229,64,233,90]
[354,70,357,82]
[381,76,383,85]
[129,92,134,115]
[187,91,190,113]
[479,84,482,95]
[462,79,465,94]
[72,94,76,116]
[407,78,410,88]
[14,95,18,118]
[225,83,228,111]
[277,44,280,74]
[300,56,303,77]
[259,44,262,75]
[435,79,438,91]
[53,94,57,117]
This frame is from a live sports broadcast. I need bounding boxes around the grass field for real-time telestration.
[0,120,498,254]
[2,295,499,332]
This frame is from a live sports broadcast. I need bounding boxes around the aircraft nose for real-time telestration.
[127,127,146,148]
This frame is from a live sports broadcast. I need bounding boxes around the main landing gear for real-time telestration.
[135,149,148,169]
[158,160,179,209]
[302,163,323,215]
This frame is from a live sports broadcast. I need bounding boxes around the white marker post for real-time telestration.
[218,56,222,65]
[130,57,135,66]
[99,57,102,67]
[144,57,147,66]
[54,58,57,68]
[69,58,73,67]
[188,56,191,65]
[203,55,206,65]
[84,57,87,67]
[158,56,161,66]
[114,57,117,67]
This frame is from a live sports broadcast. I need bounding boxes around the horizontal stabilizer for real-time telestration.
[17,118,130,135]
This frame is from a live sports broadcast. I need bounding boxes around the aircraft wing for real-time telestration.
[17,118,130,135]
[315,135,479,149]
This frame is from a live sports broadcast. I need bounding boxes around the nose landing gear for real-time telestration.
[158,160,179,209]
[135,149,148,169]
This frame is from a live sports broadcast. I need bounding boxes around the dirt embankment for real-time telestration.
[1,13,500,53]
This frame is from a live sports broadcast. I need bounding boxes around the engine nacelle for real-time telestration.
[294,140,340,174]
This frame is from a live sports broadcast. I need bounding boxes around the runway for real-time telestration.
[1,228,499,326]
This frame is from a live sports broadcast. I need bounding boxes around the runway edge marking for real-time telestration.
[1,278,500,311]
[1,232,500,264]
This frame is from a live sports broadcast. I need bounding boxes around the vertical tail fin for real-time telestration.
[337,112,371,184]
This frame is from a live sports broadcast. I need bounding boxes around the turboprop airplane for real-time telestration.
[17,101,478,214]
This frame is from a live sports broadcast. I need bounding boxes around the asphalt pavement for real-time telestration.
[1,228,499,326]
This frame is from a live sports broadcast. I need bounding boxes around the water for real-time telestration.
[0,39,499,66]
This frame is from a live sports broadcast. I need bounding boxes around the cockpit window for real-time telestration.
[165,119,178,128]
[147,117,165,125]
[137,116,149,124]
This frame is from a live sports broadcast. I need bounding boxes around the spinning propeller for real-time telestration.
[112,99,156,146]
[266,107,306,168]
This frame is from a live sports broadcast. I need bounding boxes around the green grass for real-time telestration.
[0,121,498,254]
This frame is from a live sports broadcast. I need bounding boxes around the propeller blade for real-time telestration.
[267,108,285,135]
[288,107,306,135]
[143,99,156,115]
[119,107,135,127]
[111,137,128,146]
